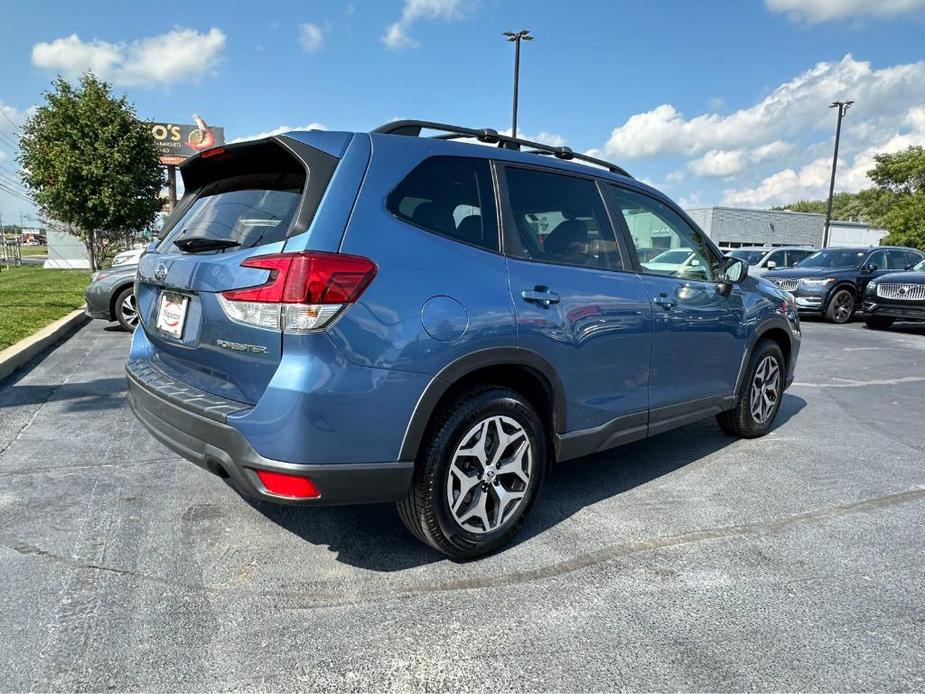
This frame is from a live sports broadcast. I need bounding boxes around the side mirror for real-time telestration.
[866,263,879,273]
[720,256,748,285]
[766,260,777,270]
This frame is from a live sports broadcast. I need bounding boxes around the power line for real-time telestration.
[0,181,36,206]
[0,107,21,133]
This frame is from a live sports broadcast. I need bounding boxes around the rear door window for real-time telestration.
[387,157,499,252]
[501,167,621,270]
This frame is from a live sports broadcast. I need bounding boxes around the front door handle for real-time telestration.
[521,287,561,307]
[653,293,676,310]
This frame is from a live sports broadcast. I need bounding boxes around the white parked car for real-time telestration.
[641,248,709,279]
[111,247,144,267]
[726,246,816,277]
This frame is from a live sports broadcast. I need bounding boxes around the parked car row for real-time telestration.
[763,246,925,326]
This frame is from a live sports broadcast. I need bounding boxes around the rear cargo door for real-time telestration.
[135,135,344,404]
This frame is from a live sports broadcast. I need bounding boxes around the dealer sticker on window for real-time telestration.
[156,292,189,339]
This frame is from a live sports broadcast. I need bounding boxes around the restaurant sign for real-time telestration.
[150,115,224,166]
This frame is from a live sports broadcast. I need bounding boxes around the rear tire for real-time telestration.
[717,340,785,438]
[864,316,894,330]
[114,286,139,332]
[825,288,855,324]
[397,387,546,560]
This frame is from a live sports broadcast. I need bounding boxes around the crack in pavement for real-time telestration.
[5,485,924,610]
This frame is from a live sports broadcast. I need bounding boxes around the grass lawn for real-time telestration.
[0,266,90,350]
[19,245,48,257]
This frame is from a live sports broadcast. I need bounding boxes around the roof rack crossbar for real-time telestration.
[372,119,632,178]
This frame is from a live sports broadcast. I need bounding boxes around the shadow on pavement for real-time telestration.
[0,377,127,412]
[245,393,807,572]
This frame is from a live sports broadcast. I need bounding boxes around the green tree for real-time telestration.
[868,146,925,250]
[773,191,872,222]
[18,73,163,270]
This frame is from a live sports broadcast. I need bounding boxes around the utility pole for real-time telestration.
[503,30,533,138]
[166,164,177,212]
[823,100,854,248]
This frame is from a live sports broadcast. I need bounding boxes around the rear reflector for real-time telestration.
[219,251,377,333]
[254,469,320,498]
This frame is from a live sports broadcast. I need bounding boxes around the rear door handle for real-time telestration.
[653,293,676,310]
[521,287,561,307]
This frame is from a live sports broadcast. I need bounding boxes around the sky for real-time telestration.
[2,0,925,226]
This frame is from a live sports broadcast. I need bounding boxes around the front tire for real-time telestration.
[397,387,546,559]
[864,316,894,330]
[717,340,785,438]
[114,286,139,332]
[825,289,855,324]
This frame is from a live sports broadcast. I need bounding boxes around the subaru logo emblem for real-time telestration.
[154,263,168,281]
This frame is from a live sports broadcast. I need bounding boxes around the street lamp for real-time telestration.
[822,100,854,248]
[503,30,533,138]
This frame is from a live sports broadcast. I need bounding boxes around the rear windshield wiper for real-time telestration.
[173,237,241,253]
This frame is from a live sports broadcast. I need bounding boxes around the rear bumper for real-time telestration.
[126,360,414,506]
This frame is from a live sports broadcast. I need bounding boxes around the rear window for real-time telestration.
[387,157,499,252]
[160,172,304,253]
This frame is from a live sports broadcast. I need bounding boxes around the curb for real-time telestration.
[0,308,90,383]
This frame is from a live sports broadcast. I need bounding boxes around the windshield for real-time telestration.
[915,259,925,272]
[649,249,692,264]
[796,249,867,269]
[729,249,767,265]
[159,173,303,253]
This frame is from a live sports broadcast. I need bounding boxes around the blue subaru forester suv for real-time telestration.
[126,121,801,558]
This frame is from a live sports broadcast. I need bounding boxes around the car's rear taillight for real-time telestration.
[218,251,377,332]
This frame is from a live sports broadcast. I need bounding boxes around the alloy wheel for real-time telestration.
[120,292,139,328]
[750,355,781,424]
[445,415,532,534]
[832,292,853,323]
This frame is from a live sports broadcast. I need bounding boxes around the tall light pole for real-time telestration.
[503,30,533,138]
[822,100,854,248]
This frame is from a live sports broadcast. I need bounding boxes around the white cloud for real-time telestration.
[721,106,925,206]
[0,101,31,133]
[689,149,746,177]
[499,128,567,148]
[229,122,327,143]
[298,23,325,52]
[687,141,796,178]
[602,56,925,161]
[382,0,463,50]
[31,28,226,87]
[766,0,925,23]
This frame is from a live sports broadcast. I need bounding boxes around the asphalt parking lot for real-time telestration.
[1,318,924,691]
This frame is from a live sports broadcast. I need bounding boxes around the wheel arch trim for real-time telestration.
[733,315,795,396]
[397,347,566,462]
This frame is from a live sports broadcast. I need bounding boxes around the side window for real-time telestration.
[387,157,499,252]
[866,250,887,270]
[894,250,920,269]
[502,167,621,270]
[907,250,925,268]
[764,250,786,268]
[790,250,812,266]
[608,185,721,281]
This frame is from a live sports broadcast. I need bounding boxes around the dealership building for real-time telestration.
[684,206,886,249]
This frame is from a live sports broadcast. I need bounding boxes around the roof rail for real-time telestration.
[371,119,632,178]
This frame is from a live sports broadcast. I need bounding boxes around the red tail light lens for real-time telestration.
[218,251,377,333]
[255,469,320,499]
[222,252,377,304]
